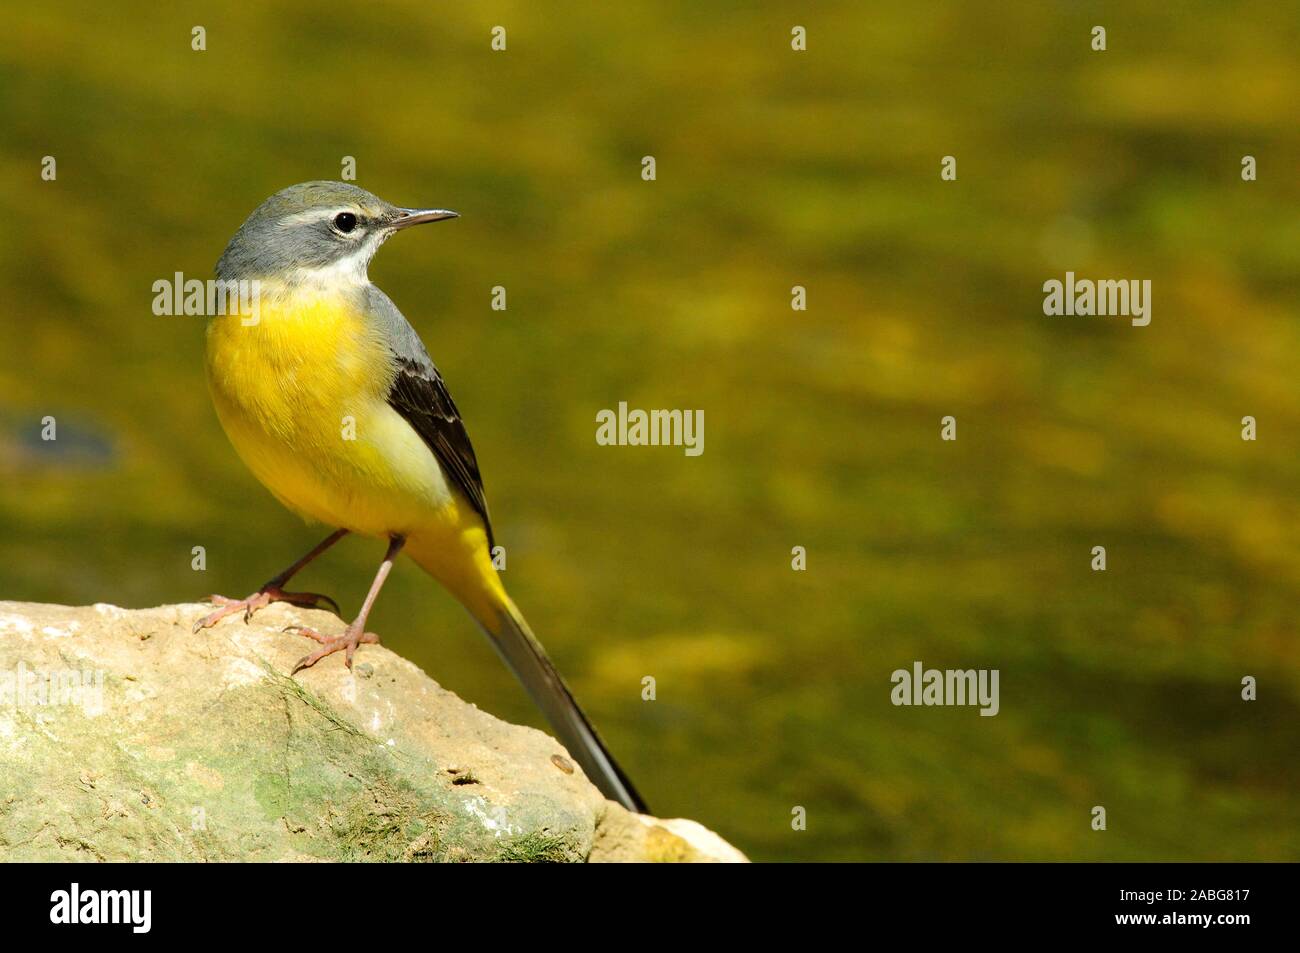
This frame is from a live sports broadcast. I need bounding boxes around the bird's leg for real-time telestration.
[193,529,349,633]
[286,535,405,674]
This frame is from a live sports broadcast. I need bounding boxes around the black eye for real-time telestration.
[333,212,357,233]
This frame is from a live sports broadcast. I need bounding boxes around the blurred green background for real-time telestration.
[2,2,1298,861]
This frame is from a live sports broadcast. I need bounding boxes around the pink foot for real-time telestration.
[284,623,379,674]
[192,586,340,633]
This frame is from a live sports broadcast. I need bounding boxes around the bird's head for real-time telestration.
[216,181,457,285]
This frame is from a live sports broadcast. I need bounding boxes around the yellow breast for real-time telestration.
[204,285,453,536]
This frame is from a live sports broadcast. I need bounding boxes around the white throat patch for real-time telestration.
[287,229,389,291]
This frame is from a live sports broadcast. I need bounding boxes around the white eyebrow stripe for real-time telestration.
[278,207,355,228]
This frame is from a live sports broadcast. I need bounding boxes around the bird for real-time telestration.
[193,181,647,814]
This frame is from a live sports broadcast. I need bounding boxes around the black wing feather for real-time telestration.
[386,355,494,548]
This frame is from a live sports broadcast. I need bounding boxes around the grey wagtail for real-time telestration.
[193,181,646,813]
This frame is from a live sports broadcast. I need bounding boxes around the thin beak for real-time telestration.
[390,207,459,230]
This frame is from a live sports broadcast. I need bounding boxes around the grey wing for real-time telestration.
[369,287,494,548]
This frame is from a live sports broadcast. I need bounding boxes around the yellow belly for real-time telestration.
[204,290,454,538]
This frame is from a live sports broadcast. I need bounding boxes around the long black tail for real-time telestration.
[478,598,648,814]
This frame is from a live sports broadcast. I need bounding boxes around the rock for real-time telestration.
[0,601,745,863]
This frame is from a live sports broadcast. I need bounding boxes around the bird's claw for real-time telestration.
[192,587,340,633]
[286,624,379,674]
